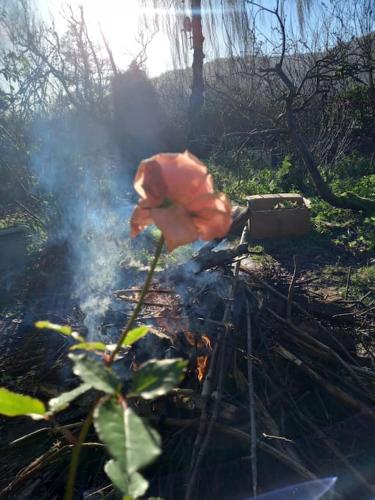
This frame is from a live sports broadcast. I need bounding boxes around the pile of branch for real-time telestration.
[1,236,375,500]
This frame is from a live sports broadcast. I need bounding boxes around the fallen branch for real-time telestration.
[303,419,375,497]
[264,306,373,399]
[274,344,375,421]
[241,266,359,365]
[192,242,249,272]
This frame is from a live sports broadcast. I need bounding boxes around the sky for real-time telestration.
[34,0,326,77]
[36,0,176,76]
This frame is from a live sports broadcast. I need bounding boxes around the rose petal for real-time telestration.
[151,205,199,252]
[183,150,206,166]
[130,204,153,237]
[154,152,214,204]
[188,193,232,240]
[134,159,168,206]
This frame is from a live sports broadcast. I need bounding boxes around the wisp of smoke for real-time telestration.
[30,113,133,339]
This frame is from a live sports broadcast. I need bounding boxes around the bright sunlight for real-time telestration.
[40,0,173,75]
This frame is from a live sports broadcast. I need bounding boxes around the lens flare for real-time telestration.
[244,477,337,500]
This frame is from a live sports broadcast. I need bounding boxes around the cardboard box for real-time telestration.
[246,193,311,239]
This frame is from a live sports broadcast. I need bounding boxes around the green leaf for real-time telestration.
[69,354,120,395]
[105,460,148,498]
[70,342,106,352]
[71,331,85,342]
[130,358,187,399]
[105,460,127,493]
[48,383,91,413]
[94,398,161,475]
[0,387,46,417]
[122,326,150,347]
[35,320,72,336]
[128,472,149,499]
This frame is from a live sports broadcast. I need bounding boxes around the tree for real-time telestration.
[189,0,204,133]
[212,1,375,212]
[140,0,205,144]
[141,0,316,149]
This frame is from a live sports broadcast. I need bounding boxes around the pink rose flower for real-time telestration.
[130,151,232,252]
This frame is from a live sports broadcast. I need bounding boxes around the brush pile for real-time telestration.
[0,235,375,500]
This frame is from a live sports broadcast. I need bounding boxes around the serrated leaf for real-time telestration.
[69,354,120,394]
[94,398,161,475]
[70,342,106,352]
[35,320,72,336]
[130,358,187,399]
[0,387,46,417]
[122,326,150,346]
[105,460,148,498]
[48,383,91,413]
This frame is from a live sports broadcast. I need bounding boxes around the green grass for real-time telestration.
[301,264,375,303]
[350,265,375,297]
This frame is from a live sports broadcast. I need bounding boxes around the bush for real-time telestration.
[207,153,308,203]
[327,152,374,184]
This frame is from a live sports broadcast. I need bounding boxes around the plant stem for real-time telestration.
[108,234,164,364]
[64,406,95,500]
[64,235,164,499]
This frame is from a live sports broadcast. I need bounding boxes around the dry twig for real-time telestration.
[246,300,257,496]
[287,255,298,321]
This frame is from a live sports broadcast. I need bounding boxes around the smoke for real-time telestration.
[28,110,232,339]
[30,112,134,339]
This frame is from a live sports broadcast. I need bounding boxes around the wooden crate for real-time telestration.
[246,193,311,239]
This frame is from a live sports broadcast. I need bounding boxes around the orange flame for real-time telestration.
[185,332,212,382]
[197,335,212,382]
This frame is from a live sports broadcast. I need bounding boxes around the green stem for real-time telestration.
[64,235,164,499]
[64,406,95,500]
[108,234,164,364]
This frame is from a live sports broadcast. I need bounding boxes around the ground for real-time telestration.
[0,201,374,499]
